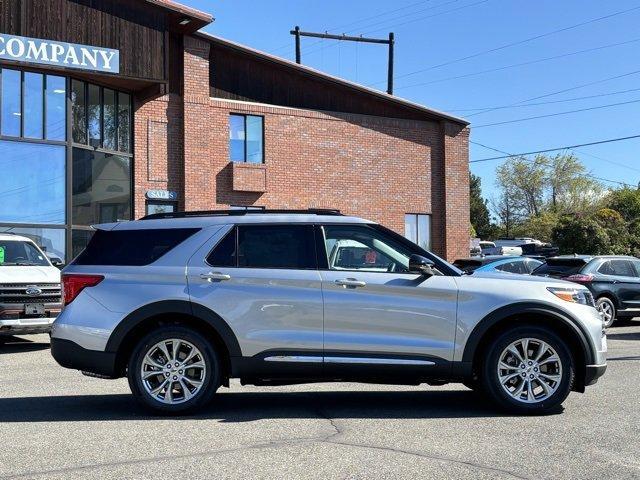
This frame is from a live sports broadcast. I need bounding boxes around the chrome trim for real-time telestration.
[263,355,323,363]
[323,356,435,366]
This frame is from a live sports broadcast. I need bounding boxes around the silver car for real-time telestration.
[51,210,607,414]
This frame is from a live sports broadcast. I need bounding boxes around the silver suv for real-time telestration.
[51,210,607,414]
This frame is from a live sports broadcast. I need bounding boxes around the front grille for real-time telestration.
[0,283,62,305]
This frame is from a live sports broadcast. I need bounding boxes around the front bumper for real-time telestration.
[585,363,607,386]
[50,338,118,378]
[0,317,55,336]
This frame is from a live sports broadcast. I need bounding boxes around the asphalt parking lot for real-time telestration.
[0,324,639,480]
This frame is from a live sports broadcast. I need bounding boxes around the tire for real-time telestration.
[127,326,221,415]
[480,325,574,414]
[596,297,617,328]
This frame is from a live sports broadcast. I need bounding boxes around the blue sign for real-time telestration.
[146,190,178,201]
[0,34,119,74]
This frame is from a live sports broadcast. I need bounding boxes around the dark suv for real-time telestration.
[532,255,640,327]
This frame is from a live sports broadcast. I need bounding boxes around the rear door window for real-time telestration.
[495,261,525,274]
[236,225,316,269]
[599,259,637,277]
[206,227,237,267]
[72,228,199,266]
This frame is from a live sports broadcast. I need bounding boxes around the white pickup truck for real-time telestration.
[0,234,62,340]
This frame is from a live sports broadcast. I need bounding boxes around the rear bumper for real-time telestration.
[585,363,607,386]
[50,338,118,378]
[0,317,55,336]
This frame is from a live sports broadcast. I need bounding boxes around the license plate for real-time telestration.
[25,304,45,315]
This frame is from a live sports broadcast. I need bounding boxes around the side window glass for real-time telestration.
[632,260,640,277]
[206,228,237,267]
[598,261,614,275]
[323,225,413,273]
[237,225,316,269]
[601,259,636,277]
[495,262,517,273]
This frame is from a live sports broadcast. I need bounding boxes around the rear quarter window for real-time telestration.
[72,228,200,266]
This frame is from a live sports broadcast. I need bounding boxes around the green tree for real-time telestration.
[469,173,492,239]
[606,186,640,222]
[547,154,602,213]
[552,214,610,255]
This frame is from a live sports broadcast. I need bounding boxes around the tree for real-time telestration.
[469,173,492,239]
[496,155,547,218]
[552,214,610,255]
[606,186,640,222]
[547,154,602,213]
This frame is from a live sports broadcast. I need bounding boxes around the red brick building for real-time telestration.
[0,0,470,262]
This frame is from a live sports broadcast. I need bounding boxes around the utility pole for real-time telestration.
[290,27,396,95]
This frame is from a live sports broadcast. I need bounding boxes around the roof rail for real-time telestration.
[141,208,343,220]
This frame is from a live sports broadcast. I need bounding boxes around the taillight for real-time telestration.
[62,274,104,306]
[564,273,594,283]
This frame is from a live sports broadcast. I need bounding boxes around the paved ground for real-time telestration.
[0,324,639,480]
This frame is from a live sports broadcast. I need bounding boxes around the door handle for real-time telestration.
[335,278,366,288]
[200,272,231,281]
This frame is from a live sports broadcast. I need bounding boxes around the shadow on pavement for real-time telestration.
[606,331,640,341]
[0,389,544,423]
[0,336,49,354]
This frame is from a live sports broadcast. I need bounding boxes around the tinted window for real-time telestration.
[324,225,415,273]
[207,228,237,267]
[495,260,528,274]
[0,241,49,266]
[525,259,543,273]
[532,260,587,277]
[598,260,637,277]
[237,225,315,269]
[73,228,199,266]
[71,80,87,144]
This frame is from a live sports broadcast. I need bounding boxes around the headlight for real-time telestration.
[547,287,595,307]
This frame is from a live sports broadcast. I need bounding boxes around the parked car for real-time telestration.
[0,234,62,340]
[453,256,543,274]
[481,245,524,256]
[51,210,606,415]
[533,255,640,327]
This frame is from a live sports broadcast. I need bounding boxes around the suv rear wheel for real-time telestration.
[480,326,574,414]
[127,326,220,414]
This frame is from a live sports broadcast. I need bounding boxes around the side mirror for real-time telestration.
[409,254,436,276]
[51,258,64,269]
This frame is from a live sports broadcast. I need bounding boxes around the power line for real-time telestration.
[467,68,640,117]
[446,87,640,112]
[471,141,635,186]
[473,98,640,128]
[470,134,640,164]
[393,37,640,91]
[370,4,640,87]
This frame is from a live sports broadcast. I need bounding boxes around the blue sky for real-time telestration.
[186,0,640,202]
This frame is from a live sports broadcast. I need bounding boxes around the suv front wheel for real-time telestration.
[128,326,221,414]
[481,326,574,414]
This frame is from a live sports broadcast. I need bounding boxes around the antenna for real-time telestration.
[291,26,395,95]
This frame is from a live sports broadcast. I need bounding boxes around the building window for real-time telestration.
[146,201,178,216]
[0,140,66,224]
[229,113,264,163]
[0,68,66,140]
[72,148,131,226]
[404,214,431,251]
[71,80,131,153]
[0,226,66,264]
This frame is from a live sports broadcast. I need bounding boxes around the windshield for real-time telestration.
[532,261,585,277]
[0,240,50,266]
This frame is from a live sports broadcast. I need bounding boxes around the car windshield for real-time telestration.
[0,240,50,266]
[532,260,586,277]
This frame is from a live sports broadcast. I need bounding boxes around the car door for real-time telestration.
[598,259,640,310]
[318,223,458,369]
[187,223,324,369]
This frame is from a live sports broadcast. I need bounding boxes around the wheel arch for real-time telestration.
[106,300,241,378]
[462,302,595,392]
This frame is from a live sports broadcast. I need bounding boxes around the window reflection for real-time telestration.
[118,93,131,153]
[88,84,101,147]
[0,140,65,224]
[24,73,44,139]
[71,80,87,144]
[72,229,94,260]
[72,148,131,226]
[46,76,66,141]
[103,89,117,150]
[1,69,21,137]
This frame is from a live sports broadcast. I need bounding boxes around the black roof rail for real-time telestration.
[141,208,343,220]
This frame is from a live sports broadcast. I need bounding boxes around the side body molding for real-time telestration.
[104,300,242,358]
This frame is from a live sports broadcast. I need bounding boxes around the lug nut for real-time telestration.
[528,361,533,366]
[165,373,170,377]
[173,376,177,380]
[179,370,183,374]
[175,363,179,367]
[530,374,534,379]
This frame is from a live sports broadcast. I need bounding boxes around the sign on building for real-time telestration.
[0,34,119,74]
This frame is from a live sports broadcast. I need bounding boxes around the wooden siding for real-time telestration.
[210,43,428,121]
[0,0,167,81]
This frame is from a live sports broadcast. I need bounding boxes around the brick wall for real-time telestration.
[133,35,470,261]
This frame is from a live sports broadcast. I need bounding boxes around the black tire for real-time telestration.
[596,297,617,328]
[480,325,574,414]
[127,326,221,415]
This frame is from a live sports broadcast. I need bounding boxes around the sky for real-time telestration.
[184,0,640,202]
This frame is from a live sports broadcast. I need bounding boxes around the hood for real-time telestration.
[0,265,61,284]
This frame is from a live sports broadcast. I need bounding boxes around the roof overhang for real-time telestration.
[196,31,468,126]
[142,0,213,33]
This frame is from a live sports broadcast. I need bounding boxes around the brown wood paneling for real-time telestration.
[2,0,168,82]
[210,43,427,120]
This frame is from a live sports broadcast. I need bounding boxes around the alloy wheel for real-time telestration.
[496,338,562,404]
[596,299,615,327]
[140,338,207,405]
